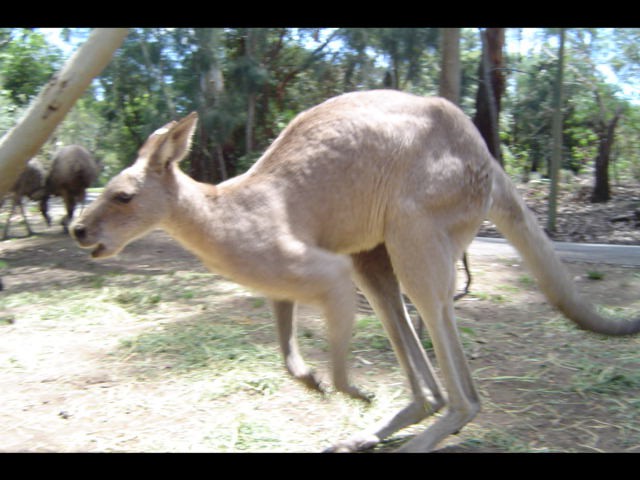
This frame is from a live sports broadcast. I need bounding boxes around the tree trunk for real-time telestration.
[140,29,176,118]
[189,128,217,184]
[215,144,227,180]
[191,29,226,184]
[245,29,257,155]
[439,28,461,105]
[0,28,128,196]
[246,92,256,155]
[592,139,612,203]
[473,28,505,166]
[548,28,565,233]
[591,112,622,203]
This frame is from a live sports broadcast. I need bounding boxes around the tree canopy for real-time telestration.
[1,28,638,198]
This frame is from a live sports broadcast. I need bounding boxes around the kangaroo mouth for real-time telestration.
[91,243,109,258]
[76,240,112,259]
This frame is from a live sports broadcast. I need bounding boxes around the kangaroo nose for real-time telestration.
[72,224,87,241]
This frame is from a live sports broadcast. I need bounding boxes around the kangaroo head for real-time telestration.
[71,112,198,259]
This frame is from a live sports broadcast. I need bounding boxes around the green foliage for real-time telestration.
[0,29,62,106]
[504,28,640,185]
[587,270,605,280]
[0,29,60,146]
[615,102,640,181]
[1,27,639,190]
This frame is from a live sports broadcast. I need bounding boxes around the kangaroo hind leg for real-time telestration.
[387,230,480,452]
[326,244,446,452]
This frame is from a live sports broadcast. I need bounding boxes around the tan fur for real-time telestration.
[71,90,640,452]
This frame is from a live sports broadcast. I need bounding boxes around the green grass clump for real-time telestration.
[587,271,605,280]
[118,319,278,374]
[570,365,640,396]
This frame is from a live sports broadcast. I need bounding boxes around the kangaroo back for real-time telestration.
[488,163,640,335]
[47,145,98,196]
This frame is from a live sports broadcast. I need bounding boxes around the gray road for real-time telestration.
[470,237,640,267]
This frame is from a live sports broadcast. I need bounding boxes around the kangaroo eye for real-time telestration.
[114,192,134,204]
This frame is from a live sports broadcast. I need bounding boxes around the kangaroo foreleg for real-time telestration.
[272,299,326,393]
[271,245,369,402]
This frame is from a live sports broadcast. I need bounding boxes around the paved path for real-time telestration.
[470,237,640,267]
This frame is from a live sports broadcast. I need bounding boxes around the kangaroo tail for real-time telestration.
[487,163,640,336]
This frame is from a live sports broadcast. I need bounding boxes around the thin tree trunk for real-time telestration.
[473,28,505,166]
[192,29,226,184]
[591,111,622,203]
[439,28,461,105]
[246,93,256,154]
[245,29,256,155]
[0,28,128,196]
[592,139,611,203]
[140,30,176,118]
[215,144,227,181]
[548,28,565,232]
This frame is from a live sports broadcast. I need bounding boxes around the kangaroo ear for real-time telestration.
[143,112,198,173]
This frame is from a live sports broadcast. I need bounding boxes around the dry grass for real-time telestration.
[1,226,639,452]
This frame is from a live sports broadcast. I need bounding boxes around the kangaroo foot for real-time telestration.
[324,433,380,453]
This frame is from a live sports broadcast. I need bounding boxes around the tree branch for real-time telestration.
[275,29,339,102]
[0,28,128,196]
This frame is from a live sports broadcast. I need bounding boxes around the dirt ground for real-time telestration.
[1,180,639,453]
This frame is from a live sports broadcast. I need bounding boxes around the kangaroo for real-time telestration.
[1,158,47,239]
[41,145,98,232]
[71,90,640,452]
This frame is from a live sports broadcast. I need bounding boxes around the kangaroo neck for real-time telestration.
[161,170,227,264]
[161,170,273,276]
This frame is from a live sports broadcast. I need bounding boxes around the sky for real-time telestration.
[39,28,638,105]
[41,28,77,56]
